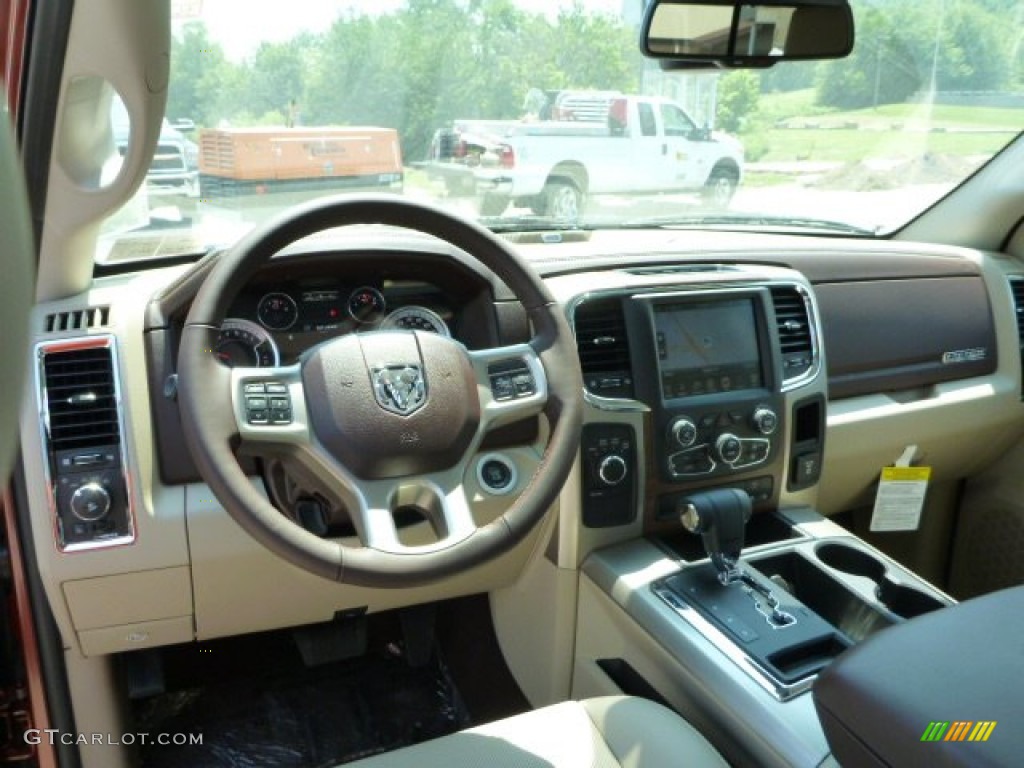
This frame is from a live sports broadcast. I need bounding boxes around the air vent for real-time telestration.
[770,285,815,385]
[42,344,120,452]
[45,306,110,333]
[624,264,738,275]
[1009,277,1024,398]
[574,297,634,398]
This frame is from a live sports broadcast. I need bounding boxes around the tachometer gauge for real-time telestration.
[380,306,451,337]
[347,286,387,324]
[215,318,280,368]
[257,292,298,331]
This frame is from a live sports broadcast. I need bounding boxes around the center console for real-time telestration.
[573,278,825,534]
[560,269,955,768]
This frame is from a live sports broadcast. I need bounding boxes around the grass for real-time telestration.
[742,170,797,187]
[749,127,1016,164]
[827,103,1024,130]
[742,93,1021,164]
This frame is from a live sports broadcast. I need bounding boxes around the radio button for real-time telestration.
[752,407,779,436]
[670,417,698,449]
[69,483,111,522]
[715,434,743,464]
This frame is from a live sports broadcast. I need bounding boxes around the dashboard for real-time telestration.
[19,226,1024,658]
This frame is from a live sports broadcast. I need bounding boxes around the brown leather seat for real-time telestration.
[347,696,730,767]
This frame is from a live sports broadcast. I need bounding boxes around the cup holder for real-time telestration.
[878,578,944,619]
[816,543,887,582]
[814,542,945,620]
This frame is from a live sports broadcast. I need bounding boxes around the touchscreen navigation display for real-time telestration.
[655,299,763,399]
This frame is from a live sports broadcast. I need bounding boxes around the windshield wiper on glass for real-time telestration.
[615,213,880,236]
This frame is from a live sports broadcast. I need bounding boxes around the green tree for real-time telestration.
[166,22,220,123]
[814,0,1013,109]
[247,37,314,123]
[167,21,251,127]
[716,71,760,132]
[548,4,639,93]
[171,2,647,159]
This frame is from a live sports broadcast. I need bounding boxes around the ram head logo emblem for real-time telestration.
[371,364,426,416]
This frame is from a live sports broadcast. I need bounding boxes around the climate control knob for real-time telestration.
[752,407,778,436]
[715,433,743,465]
[597,454,629,487]
[670,417,699,449]
[69,483,111,522]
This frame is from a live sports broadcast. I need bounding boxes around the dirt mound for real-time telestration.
[813,153,982,191]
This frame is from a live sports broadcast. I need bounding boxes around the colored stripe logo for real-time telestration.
[921,721,996,742]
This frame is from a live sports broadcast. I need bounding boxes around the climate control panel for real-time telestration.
[664,402,780,482]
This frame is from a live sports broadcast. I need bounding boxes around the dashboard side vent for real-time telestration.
[45,306,111,333]
[770,285,816,385]
[574,297,634,398]
[41,344,121,452]
[1009,277,1024,398]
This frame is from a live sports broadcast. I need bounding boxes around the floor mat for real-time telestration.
[134,641,471,768]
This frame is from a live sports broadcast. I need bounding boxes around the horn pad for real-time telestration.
[301,331,480,479]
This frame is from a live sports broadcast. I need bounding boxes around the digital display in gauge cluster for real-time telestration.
[298,288,346,332]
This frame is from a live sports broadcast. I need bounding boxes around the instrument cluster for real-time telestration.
[214,281,453,368]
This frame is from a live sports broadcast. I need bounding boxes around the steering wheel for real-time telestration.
[177,195,583,587]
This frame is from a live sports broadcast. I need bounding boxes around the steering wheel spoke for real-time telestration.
[230,364,309,449]
[352,472,478,555]
[469,344,548,431]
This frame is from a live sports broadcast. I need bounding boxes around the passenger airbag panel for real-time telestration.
[815,277,996,399]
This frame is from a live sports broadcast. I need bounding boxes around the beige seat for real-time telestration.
[348,695,729,767]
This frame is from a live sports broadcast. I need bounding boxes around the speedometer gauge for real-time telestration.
[380,306,451,337]
[215,318,280,368]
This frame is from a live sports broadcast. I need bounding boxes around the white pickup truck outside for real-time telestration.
[426,93,744,217]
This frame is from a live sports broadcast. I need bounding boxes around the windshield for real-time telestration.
[97,0,1024,264]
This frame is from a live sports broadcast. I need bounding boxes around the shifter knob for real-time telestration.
[677,488,753,582]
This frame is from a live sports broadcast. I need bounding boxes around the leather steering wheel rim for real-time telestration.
[177,194,583,587]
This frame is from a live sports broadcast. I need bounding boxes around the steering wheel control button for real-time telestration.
[488,359,535,401]
[477,454,518,495]
[246,384,292,424]
[69,483,111,522]
[243,381,292,425]
[491,375,515,400]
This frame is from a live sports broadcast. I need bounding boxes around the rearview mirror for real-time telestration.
[641,0,854,67]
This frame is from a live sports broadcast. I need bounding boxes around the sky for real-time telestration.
[174,0,633,60]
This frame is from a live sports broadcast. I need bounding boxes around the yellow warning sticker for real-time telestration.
[881,466,932,483]
[870,466,932,532]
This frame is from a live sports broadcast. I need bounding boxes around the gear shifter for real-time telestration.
[678,488,796,627]
[678,488,752,585]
